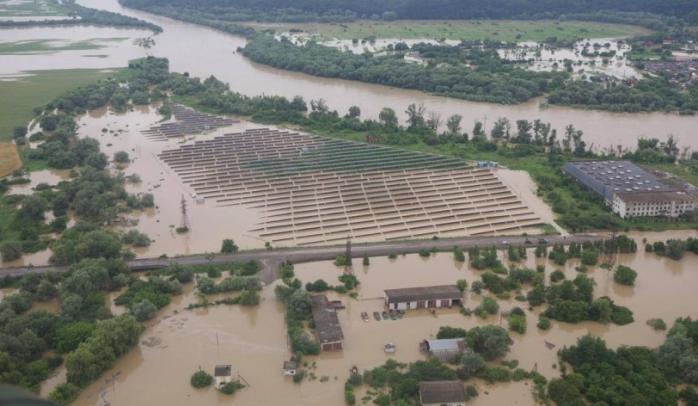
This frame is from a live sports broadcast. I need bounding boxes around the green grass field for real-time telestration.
[0,69,118,141]
[265,20,651,42]
[0,0,65,16]
[0,38,127,54]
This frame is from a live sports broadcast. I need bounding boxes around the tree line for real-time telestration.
[120,0,698,24]
[0,1,161,32]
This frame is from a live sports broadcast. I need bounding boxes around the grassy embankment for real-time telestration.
[0,38,128,54]
[0,69,117,175]
[262,20,651,42]
[0,0,64,16]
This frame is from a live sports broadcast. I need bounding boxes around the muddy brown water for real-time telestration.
[53,231,698,405]
[63,0,698,152]
[0,25,150,76]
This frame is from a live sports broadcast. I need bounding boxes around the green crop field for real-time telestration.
[0,0,65,16]
[267,20,651,42]
[0,69,118,141]
[0,38,127,54]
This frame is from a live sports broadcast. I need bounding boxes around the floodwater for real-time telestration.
[68,0,698,152]
[498,38,641,80]
[0,25,150,75]
[62,232,698,405]
[76,106,268,255]
[8,168,70,195]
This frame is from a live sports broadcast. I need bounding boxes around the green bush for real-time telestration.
[190,370,214,388]
[219,380,244,395]
[537,316,551,330]
[613,265,637,286]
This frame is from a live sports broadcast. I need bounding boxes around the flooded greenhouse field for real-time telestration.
[47,230,698,406]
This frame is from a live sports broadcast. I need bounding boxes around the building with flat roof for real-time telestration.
[384,285,462,311]
[563,160,671,202]
[418,381,466,406]
[564,160,697,218]
[310,295,344,351]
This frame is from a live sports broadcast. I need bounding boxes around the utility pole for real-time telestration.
[179,194,190,232]
[345,237,353,271]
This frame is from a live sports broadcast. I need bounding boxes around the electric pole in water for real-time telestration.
[180,194,190,232]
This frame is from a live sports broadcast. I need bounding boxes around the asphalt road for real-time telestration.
[0,233,605,280]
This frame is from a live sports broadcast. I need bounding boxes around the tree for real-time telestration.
[190,370,214,388]
[219,380,244,394]
[113,151,130,164]
[437,326,467,339]
[49,383,80,406]
[346,105,361,118]
[446,114,462,136]
[474,296,499,318]
[131,299,157,321]
[405,103,426,129]
[13,126,27,139]
[614,265,637,286]
[490,118,510,139]
[220,239,238,253]
[18,195,48,221]
[378,107,398,128]
[426,111,441,131]
[0,242,22,261]
[459,353,485,379]
[55,321,96,353]
[467,325,512,361]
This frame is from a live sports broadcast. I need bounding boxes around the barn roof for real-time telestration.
[384,285,461,303]
[419,381,466,404]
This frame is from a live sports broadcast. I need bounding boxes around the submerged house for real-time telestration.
[384,285,462,311]
[311,295,344,351]
[418,380,466,406]
[214,364,233,387]
[420,338,469,362]
[282,361,297,376]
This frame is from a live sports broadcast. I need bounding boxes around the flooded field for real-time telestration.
[75,106,267,256]
[0,25,149,76]
[498,38,641,80]
[59,229,698,405]
[72,0,698,152]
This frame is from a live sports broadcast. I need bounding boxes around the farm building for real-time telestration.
[418,381,466,406]
[214,364,233,386]
[310,295,344,351]
[420,338,469,361]
[384,285,462,311]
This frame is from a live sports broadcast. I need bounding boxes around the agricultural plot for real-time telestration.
[159,128,541,245]
[141,104,238,140]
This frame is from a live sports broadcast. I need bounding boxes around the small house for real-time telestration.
[283,361,297,376]
[214,364,233,387]
[418,381,466,406]
[420,338,469,362]
[384,285,462,311]
[311,295,344,351]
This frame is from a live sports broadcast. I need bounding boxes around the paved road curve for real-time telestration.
[0,233,606,281]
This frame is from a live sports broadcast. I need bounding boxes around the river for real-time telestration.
[69,0,698,153]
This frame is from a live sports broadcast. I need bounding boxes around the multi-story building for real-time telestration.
[563,160,698,219]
